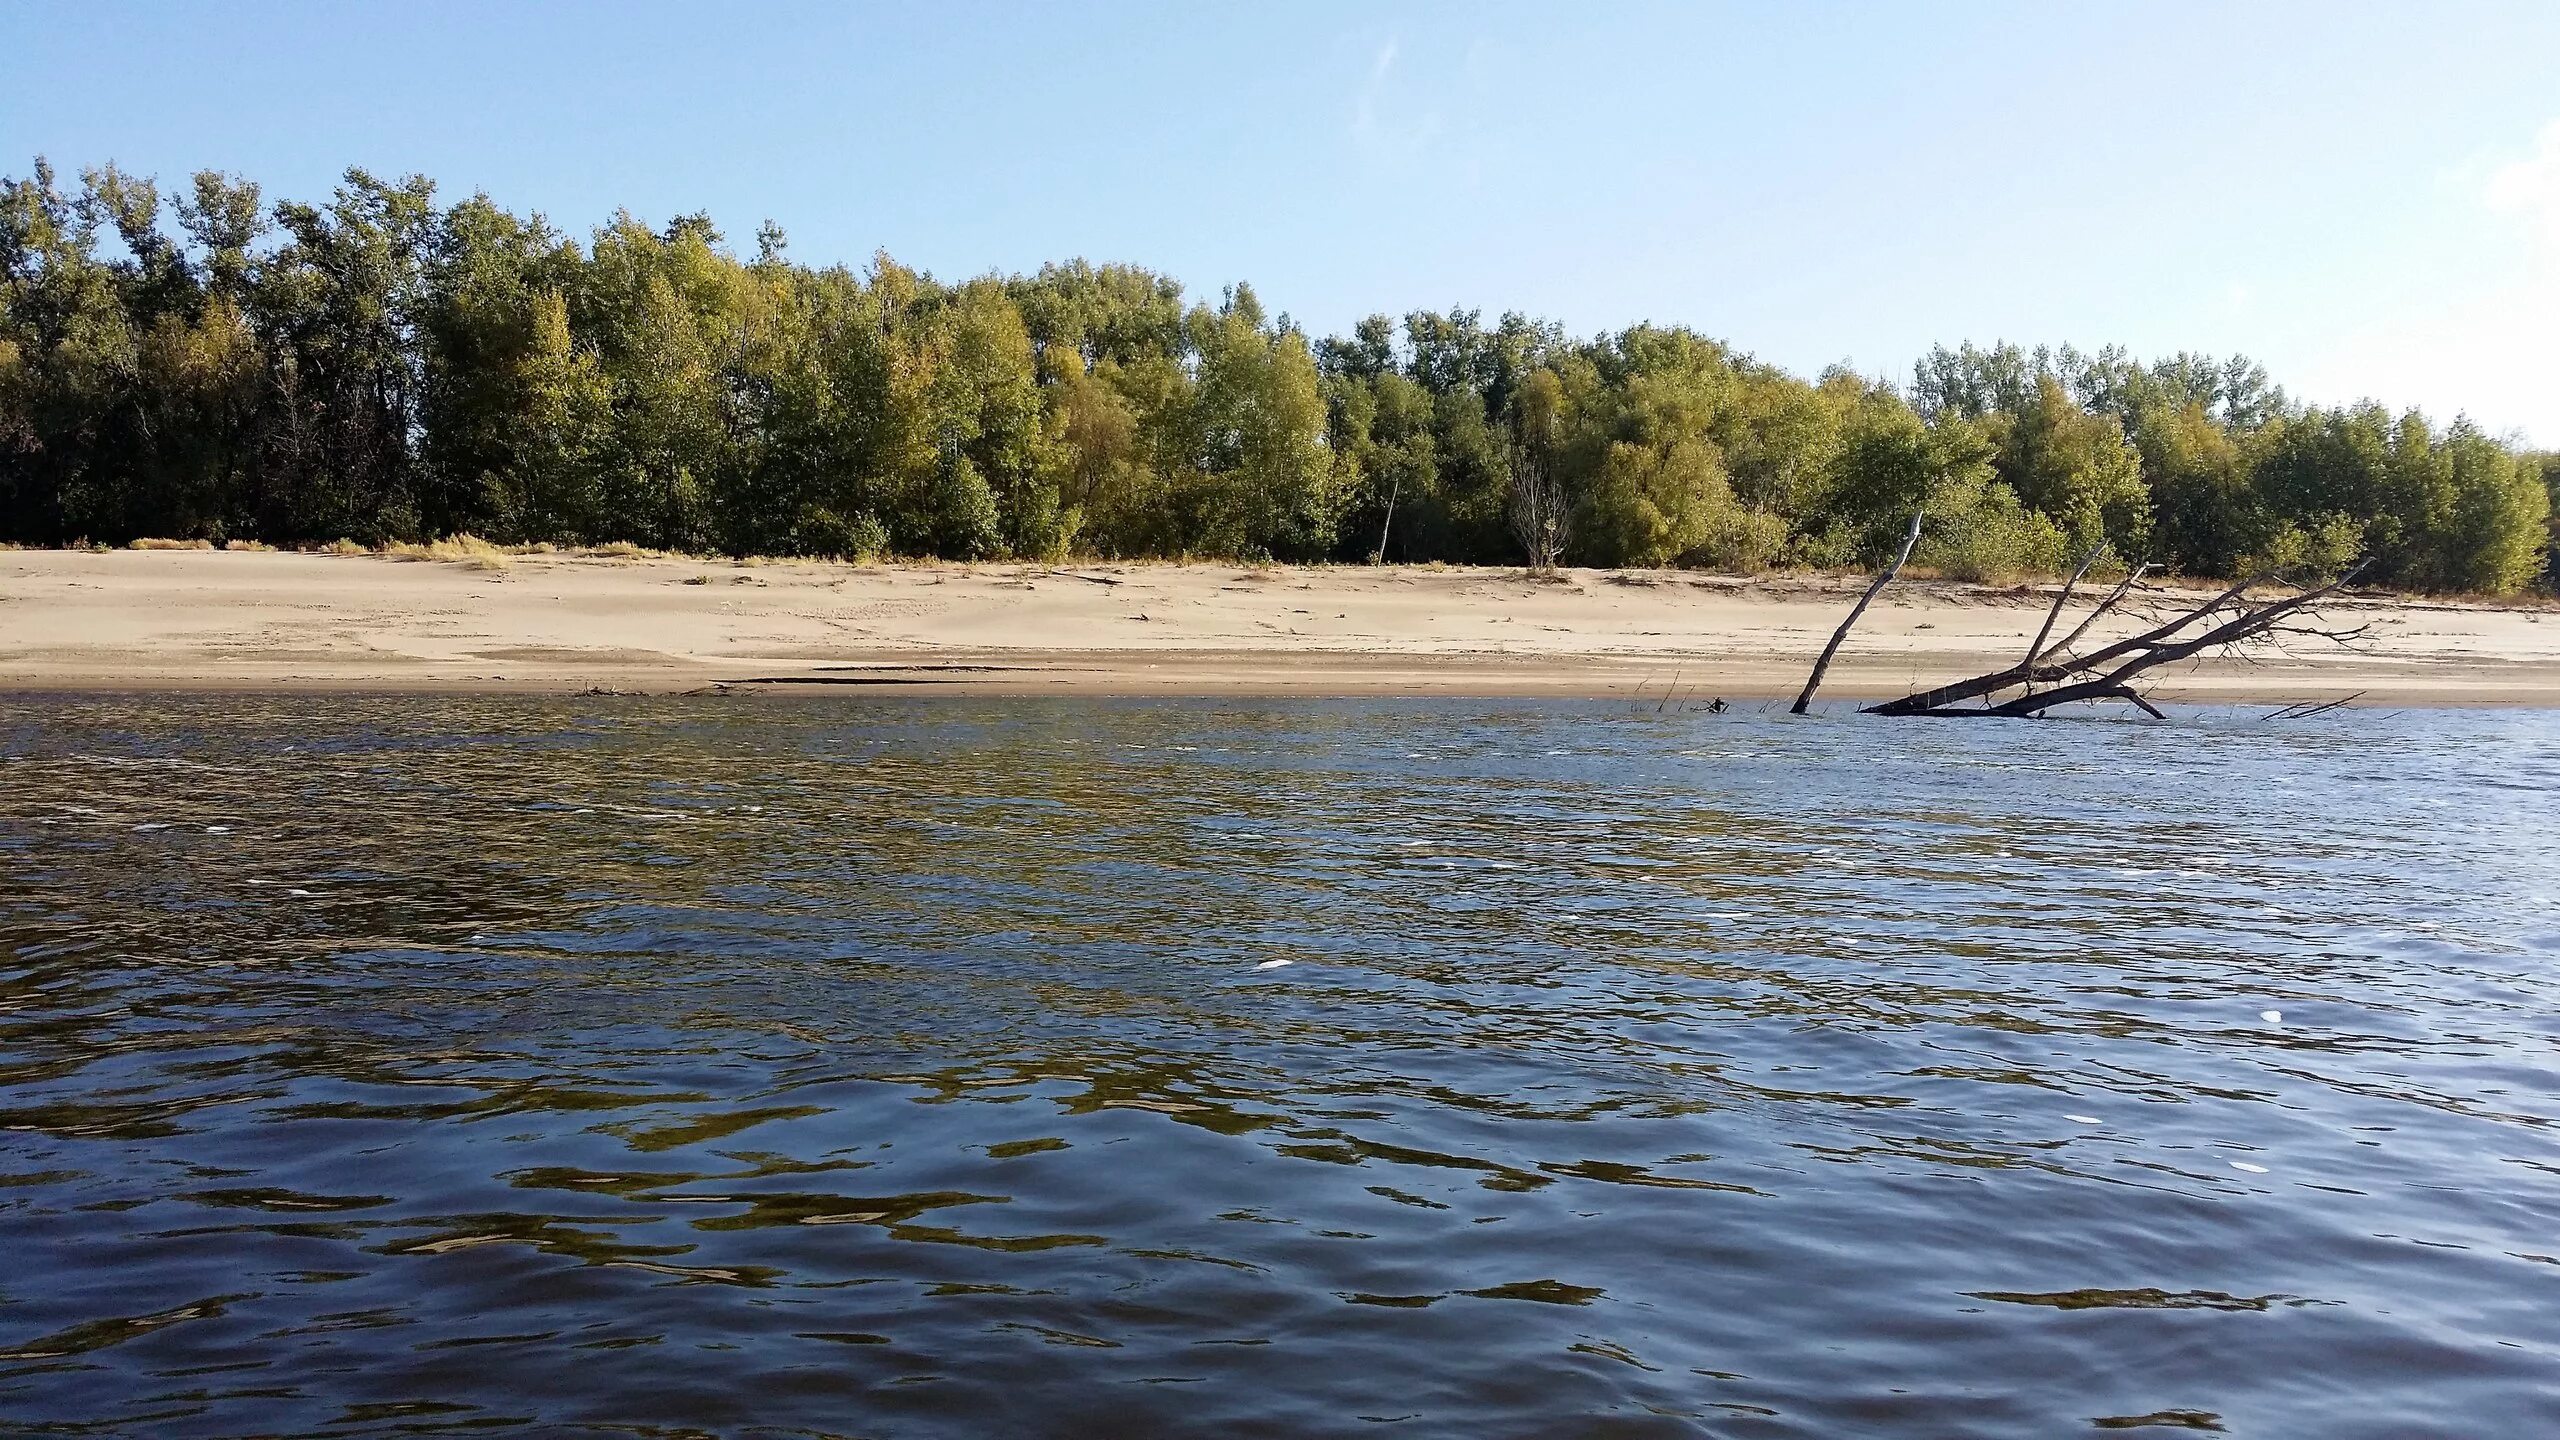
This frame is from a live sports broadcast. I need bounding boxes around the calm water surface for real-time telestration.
[2,695,2557,1438]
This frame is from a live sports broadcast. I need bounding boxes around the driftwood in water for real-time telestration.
[1791,511,1923,715]
[1794,528,2369,719]
[2264,691,2366,722]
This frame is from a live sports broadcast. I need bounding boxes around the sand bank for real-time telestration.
[4,548,2556,706]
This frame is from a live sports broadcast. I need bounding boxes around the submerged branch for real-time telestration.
[1846,557,2371,722]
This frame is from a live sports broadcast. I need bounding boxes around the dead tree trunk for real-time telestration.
[1372,474,1400,564]
[1826,556,2369,721]
[1790,511,1922,715]
[1507,440,1571,571]
[1864,545,2144,715]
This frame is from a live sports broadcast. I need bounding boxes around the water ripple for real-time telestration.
[2,695,2557,1436]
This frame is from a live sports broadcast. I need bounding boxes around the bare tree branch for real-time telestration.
[2265,691,2365,721]
[1860,560,2371,720]
[1792,511,1922,716]
[2098,685,2168,719]
[2042,562,2152,662]
[2023,544,2107,670]
[1867,557,2172,716]
[1372,472,1401,564]
[1975,567,2366,716]
[1506,440,1570,571]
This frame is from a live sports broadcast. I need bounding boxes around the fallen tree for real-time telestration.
[1794,514,2371,719]
[1791,511,1923,716]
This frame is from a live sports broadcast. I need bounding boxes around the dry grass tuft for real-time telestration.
[385,534,516,570]
[441,535,515,571]
[130,537,215,551]
[581,540,680,561]
[313,538,371,556]
[222,539,277,552]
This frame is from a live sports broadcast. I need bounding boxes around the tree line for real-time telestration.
[4,160,2553,592]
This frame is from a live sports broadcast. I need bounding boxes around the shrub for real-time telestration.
[2239,514,2364,581]
[1687,506,1791,573]
[800,508,889,563]
[1917,479,2070,582]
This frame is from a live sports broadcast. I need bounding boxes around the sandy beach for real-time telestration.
[3,547,2556,705]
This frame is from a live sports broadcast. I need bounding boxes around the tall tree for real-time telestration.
[1,156,2548,591]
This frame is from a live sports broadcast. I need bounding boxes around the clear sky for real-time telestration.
[4,1,2555,443]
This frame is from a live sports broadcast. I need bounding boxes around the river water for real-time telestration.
[1,695,2556,1437]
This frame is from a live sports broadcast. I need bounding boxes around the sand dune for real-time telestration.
[4,548,2557,705]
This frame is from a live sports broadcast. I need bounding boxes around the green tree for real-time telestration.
[2542,454,2560,591]
[1994,375,2151,551]
[1180,283,1333,558]
[419,194,583,535]
[2137,400,2254,576]
[2434,422,2549,594]
[3,154,2549,587]
[251,168,440,541]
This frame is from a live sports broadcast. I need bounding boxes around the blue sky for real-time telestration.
[5,1,2556,442]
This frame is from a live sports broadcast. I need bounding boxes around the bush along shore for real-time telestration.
[4,160,2553,593]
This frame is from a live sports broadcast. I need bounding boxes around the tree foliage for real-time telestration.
[2,160,2549,593]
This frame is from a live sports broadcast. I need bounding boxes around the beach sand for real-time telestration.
[4,548,2556,705]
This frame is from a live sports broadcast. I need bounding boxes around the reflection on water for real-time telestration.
[2,695,2557,1437]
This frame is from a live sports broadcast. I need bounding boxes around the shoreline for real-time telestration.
[5,549,2558,706]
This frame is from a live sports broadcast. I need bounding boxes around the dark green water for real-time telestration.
[2,696,2556,1438]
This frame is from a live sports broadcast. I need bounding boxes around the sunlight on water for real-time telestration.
[2,695,2557,1436]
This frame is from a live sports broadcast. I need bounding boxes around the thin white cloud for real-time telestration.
[1352,39,1397,138]
[2486,119,2560,247]
[2300,120,2560,446]
[1349,36,1444,166]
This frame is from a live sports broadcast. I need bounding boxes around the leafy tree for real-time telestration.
[1994,376,2150,551]
[1181,283,1333,558]
[0,160,129,542]
[1324,367,1438,562]
[2543,454,2560,590]
[1315,313,1395,382]
[573,215,732,548]
[252,168,440,541]
[2136,400,2254,576]
[1010,260,1186,371]
[1911,341,2043,423]
[2435,422,2549,594]
[419,194,582,534]
[1,155,2548,592]
[1721,362,1848,524]
[1819,390,1958,557]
